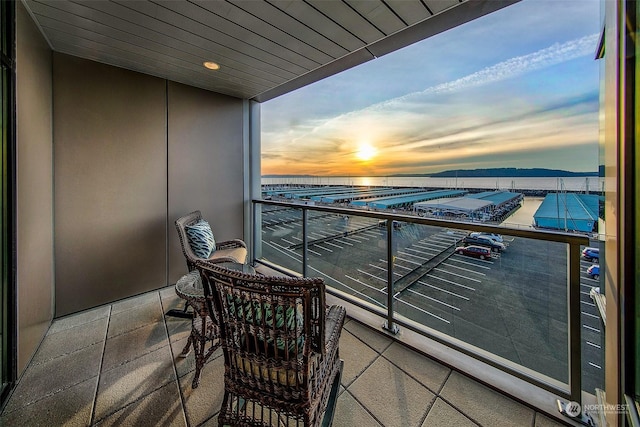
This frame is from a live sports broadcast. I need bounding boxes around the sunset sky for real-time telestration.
[261,0,601,176]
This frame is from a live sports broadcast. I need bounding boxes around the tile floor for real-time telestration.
[0,286,571,427]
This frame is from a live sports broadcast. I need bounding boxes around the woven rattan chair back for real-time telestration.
[197,261,345,427]
[175,210,204,271]
[175,210,248,271]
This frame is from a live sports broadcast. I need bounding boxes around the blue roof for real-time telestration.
[288,187,377,199]
[317,188,423,203]
[534,193,600,221]
[344,188,430,206]
[466,191,523,205]
[365,190,467,209]
[263,186,346,197]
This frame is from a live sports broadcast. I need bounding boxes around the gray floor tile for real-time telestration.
[348,356,436,427]
[171,335,223,381]
[102,322,169,372]
[47,306,111,335]
[165,316,192,344]
[160,288,187,313]
[171,336,196,379]
[180,355,225,426]
[32,317,108,365]
[111,292,161,315]
[382,342,451,394]
[198,414,219,427]
[422,398,479,427]
[0,376,97,427]
[107,300,165,338]
[94,346,176,422]
[94,381,186,427]
[333,390,382,427]
[159,285,180,300]
[6,343,103,409]
[339,330,380,387]
[440,372,534,427]
[344,320,393,353]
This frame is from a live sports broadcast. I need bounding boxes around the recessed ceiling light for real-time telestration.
[203,61,220,70]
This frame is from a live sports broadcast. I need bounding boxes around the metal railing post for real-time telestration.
[252,201,261,263]
[251,201,256,263]
[568,241,582,403]
[384,219,398,334]
[302,208,308,277]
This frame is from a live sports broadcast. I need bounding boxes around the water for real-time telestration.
[262,176,603,192]
[500,197,544,228]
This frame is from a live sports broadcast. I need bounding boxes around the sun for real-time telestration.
[356,143,377,161]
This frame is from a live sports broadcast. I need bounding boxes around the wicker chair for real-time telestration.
[175,210,247,271]
[172,210,248,388]
[196,260,346,427]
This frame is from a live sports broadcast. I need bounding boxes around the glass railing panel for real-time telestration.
[580,242,604,393]
[258,204,304,275]
[390,223,469,333]
[391,226,570,387]
[305,213,388,310]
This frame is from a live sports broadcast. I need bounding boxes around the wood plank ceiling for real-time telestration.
[23,0,517,102]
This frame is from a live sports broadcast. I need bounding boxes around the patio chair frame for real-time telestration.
[197,260,345,427]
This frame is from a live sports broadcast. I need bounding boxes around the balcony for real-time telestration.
[0,190,607,427]
[0,280,570,427]
[3,0,636,423]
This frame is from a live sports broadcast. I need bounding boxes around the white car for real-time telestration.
[469,232,504,243]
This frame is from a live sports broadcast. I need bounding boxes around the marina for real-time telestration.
[263,175,603,194]
[262,180,602,232]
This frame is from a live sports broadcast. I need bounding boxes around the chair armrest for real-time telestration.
[215,239,247,250]
[324,305,346,354]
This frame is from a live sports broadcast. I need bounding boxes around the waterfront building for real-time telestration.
[534,193,601,233]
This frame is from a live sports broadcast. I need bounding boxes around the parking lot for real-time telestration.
[260,206,603,392]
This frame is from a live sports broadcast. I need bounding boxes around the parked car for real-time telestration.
[581,247,599,261]
[469,232,504,243]
[378,220,402,229]
[455,245,492,260]
[587,264,600,279]
[462,235,506,252]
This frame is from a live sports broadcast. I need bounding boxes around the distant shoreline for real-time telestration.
[263,167,599,179]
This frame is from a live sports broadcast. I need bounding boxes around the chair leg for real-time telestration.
[321,360,343,427]
[191,335,203,389]
[165,301,192,319]
[179,335,193,357]
[191,314,213,389]
[218,393,246,427]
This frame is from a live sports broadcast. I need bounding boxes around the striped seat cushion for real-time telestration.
[185,220,216,259]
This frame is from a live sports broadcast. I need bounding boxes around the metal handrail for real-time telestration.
[252,198,590,404]
[255,199,590,245]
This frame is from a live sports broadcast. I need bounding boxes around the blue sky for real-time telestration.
[261,0,601,176]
